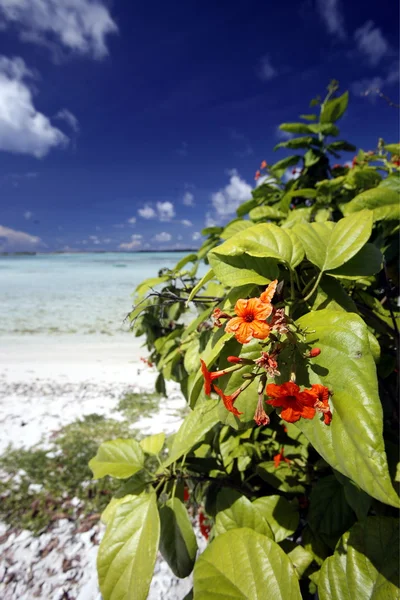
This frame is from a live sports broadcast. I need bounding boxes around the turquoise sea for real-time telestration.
[0,252,188,335]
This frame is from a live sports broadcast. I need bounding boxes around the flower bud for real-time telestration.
[227,356,242,364]
[309,348,321,357]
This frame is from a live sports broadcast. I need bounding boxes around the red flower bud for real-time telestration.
[309,348,321,357]
[227,356,242,364]
[254,170,261,180]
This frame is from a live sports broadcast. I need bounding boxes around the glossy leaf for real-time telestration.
[342,186,400,222]
[89,439,145,480]
[253,495,299,542]
[293,310,399,507]
[139,432,165,455]
[135,275,170,299]
[209,251,279,287]
[279,123,314,134]
[295,210,373,272]
[308,475,356,549]
[221,219,254,239]
[159,497,198,578]
[210,222,304,270]
[97,492,160,600]
[249,205,286,221]
[320,92,349,123]
[274,136,315,151]
[161,399,220,468]
[186,269,214,303]
[257,461,306,494]
[215,489,274,538]
[327,243,382,279]
[193,528,302,600]
[318,517,399,600]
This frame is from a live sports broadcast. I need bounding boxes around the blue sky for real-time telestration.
[0,0,398,252]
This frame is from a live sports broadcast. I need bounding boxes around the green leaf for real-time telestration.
[327,140,356,153]
[308,475,356,549]
[89,439,145,480]
[308,123,339,136]
[327,243,382,279]
[201,226,223,236]
[304,149,321,167]
[135,275,170,299]
[310,275,357,313]
[257,461,307,493]
[253,495,299,542]
[97,492,160,600]
[300,114,317,121]
[159,497,198,578]
[344,167,382,191]
[210,222,304,270]
[236,197,259,217]
[295,210,373,272]
[161,399,220,468]
[209,252,279,287]
[342,186,400,222]
[293,310,400,507]
[215,489,274,538]
[270,155,302,175]
[279,123,314,134]
[221,219,254,239]
[318,517,399,600]
[384,143,400,154]
[280,542,314,578]
[139,433,165,455]
[320,92,349,123]
[186,269,214,303]
[274,136,316,151]
[193,528,302,599]
[174,253,198,271]
[249,205,287,221]
[334,471,372,520]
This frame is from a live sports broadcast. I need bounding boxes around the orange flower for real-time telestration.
[266,382,316,423]
[310,384,332,425]
[273,447,291,468]
[225,297,272,344]
[259,279,278,304]
[260,160,268,169]
[200,359,233,395]
[255,170,261,180]
[213,385,243,417]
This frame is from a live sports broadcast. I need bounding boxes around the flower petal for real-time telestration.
[234,298,249,317]
[260,280,278,304]
[249,320,271,340]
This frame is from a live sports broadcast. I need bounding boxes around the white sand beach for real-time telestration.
[0,334,199,600]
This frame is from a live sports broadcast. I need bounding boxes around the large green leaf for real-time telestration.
[249,205,287,221]
[159,497,198,578]
[327,243,382,279]
[209,252,279,287]
[308,475,356,549]
[274,136,315,150]
[135,275,170,299]
[89,439,145,480]
[215,489,274,538]
[221,219,254,239]
[295,210,373,272]
[210,222,304,270]
[194,528,302,599]
[139,433,165,455]
[253,495,299,542]
[320,92,349,123]
[292,310,399,507]
[318,517,399,600]
[256,461,307,494]
[279,123,313,135]
[161,399,220,468]
[97,492,160,600]
[342,186,400,222]
[186,269,214,303]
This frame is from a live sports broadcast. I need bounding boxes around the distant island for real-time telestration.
[0,249,197,256]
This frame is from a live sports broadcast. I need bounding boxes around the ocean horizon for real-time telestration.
[0,251,189,336]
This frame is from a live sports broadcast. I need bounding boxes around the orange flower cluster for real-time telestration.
[223,279,278,344]
[255,159,268,180]
[266,382,332,424]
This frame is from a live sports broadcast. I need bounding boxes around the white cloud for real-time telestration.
[127,216,137,224]
[211,171,252,217]
[316,0,346,40]
[181,219,192,227]
[258,55,277,81]
[89,235,100,244]
[138,205,156,219]
[354,21,390,66]
[119,234,142,250]
[55,108,79,132]
[0,0,118,60]
[205,212,216,228]
[0,56,68,157]
[137,202,175,221]
[192,231,201,241]
[157,201,175,221]
[103,238,112,244]
[0,224,43,251]
[183,191,195,206]
[154,232,172,243]
[23,210,32,220]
